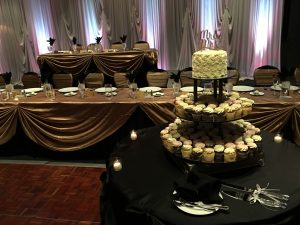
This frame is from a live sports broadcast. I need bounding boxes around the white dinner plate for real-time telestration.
[139,87,162,92]
[58,87,78,93]
[152,92,164,97]
[24,87,43,93]
[249,91,264,96]
[180,86,204,93]
[95,87,117,93]
[270,85,299,91]
[232,85,255,92]
[0,89,5,92]
[64,92,77,96]
[174,201,215,216]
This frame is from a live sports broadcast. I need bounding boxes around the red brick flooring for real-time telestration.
[0,163,105,225]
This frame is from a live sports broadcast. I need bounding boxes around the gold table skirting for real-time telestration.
[1,88,299,151]
[37,50,158,77]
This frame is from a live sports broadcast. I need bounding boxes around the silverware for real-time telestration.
[174,199,230,212]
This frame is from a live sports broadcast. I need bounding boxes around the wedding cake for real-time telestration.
[192,49,227,78]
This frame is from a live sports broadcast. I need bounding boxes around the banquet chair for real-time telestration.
[254,65,280,86]
[110,42,123,51]
[22,72,41,88]
[85,73,104,88]
[146,69,169,88]
[133,41,150,50]
[294,68,300,85]
[114,72,129,88]
[52,73,73,89]
[0,74,6,87]
[178,67,193,87]
[227,67,240,85]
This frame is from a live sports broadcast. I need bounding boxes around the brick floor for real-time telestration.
[0,163,105,225]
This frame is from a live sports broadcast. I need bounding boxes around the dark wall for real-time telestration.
[281,0,300,75]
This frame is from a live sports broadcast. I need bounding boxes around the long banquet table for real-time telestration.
[0,87,300,152]
[37,50,158,86]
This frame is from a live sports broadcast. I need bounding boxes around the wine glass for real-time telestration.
[105,84,113,100]
[122,43,126,51]
[272,76,280,95]
[78,82,85,98]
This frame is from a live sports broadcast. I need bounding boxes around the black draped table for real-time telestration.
[101,125,300,225]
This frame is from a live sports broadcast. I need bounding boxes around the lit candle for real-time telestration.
[130,130,137,141]
[113,159,122,171]
[274,134,283,144]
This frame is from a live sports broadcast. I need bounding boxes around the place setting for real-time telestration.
[139,86,164,98]
[58,87,79,96]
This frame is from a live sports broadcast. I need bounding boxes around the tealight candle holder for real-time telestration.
[130,130,137,141]
[274,133,283,144]
[112,158,122,171]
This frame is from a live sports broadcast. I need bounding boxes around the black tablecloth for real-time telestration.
[100,125,300,225]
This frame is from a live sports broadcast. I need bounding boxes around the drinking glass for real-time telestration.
[129,82,137,99]
[172,82,180,97]
[272,76,281,96]
[78,82,85,98]
[281,81,290,97]
[5,84,14,100]
[44,83,54,100]
[203,82,213,94]
[225,83,233,94]
[105,84,113,99]
[122,43,126,51]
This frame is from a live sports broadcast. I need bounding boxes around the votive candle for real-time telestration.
[130,130,137,141]
[274,134,283,144]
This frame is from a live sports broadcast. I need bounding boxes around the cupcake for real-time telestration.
[226,106,236,121]
[252,134,262,148]
[183,140,193,146]
[202,148,215,163]
[214,145,225,162]
[247,142,258,157]
[214,107,225,122]
[225,142,236,149]
[190,147,203,161]
[172,141,183,156]
[224,147,237,163]
[232,103,242,119]
[236,144,249,159]
[242,102,253,116]
[181,145,193,159]
[194,141,206,149]
[202,106,214,121]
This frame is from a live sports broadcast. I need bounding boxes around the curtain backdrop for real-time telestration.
[0,0,283,84]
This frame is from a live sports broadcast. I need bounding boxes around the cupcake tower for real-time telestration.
[161,118,262,163]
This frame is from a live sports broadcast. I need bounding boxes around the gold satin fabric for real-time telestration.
[0,103,18,145]
[37,50,158,76]
[1,88,300,151]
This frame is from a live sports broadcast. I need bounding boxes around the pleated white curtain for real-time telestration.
[0,0,283,83]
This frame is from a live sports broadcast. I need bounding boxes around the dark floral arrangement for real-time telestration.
[2,72,12,84]
[95,36,102,44]
[47,37,55,46]
[120,34,127,43]
[72,37,77,45]
[125,70,138,83]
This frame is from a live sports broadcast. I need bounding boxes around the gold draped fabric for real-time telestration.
[0,104,18,145]
[37,50,158,77]
[0,88,300,151]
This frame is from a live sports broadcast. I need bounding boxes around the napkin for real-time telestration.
[173,168,222,203]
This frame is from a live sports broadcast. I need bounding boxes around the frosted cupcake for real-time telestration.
[247,142,258,157]
[232,103,242,119]
[214,145,225,162]
[252,134,262,148]
[224,147,237,163]
[236,144,249,159]
[172,140,183,155]
[181,145,193,159]
[190,147,203,161]
[202,148,215,163]
[226,106,236,121]
[214,107,225,122]
[202,106,214,121]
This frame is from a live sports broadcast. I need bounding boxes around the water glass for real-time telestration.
[203,82,213,94]
[172,82,180,97]
[122,43,126,51]
[78,82,85,98]
[0,90,9,101]
[225,83,233,94]
[105,84,113,99]
[129,82,137,99]
[281,81,290,97]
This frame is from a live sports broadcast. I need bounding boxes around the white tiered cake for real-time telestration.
[192,49,227,78]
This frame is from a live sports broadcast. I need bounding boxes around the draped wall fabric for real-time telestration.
[0,0,283,83]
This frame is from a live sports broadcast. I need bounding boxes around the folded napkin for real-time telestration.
[72,37,77,45]
[120,34,127,43]
[96,36,102,44]
[174,168,222,203]
[47,37,55,46]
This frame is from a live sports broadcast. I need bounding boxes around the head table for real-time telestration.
[0,87,299,152]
